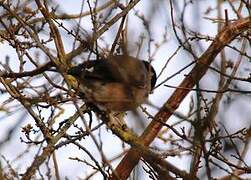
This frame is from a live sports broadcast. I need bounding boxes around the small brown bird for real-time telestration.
[67,55,156,111]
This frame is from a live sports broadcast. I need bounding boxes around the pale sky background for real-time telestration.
[1,0,250,179]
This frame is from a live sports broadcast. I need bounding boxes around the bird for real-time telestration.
[67,55,157,111]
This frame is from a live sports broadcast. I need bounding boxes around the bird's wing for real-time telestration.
[81,60,124,82]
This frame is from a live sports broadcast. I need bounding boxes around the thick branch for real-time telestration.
[111,17,251,180]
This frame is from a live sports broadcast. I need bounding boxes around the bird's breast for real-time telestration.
[79,82,148,111]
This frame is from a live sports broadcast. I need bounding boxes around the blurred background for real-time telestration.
[0,0,251,179]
